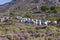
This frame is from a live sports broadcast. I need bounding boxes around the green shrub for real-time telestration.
[23,12,33,18]
[41,5,49,12]
[50,6,60,13]
[9,11,16,17]
[6,34,13,40]
[46,17,59,20]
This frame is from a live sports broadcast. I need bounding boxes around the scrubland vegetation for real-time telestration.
[0,22,59,40]
[0,0,60,40]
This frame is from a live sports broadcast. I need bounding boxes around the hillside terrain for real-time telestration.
[0,22,59,40]
[0,0,60,19]
[0,0,60,40]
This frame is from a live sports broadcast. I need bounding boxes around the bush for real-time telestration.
[9,11,16,17]
[50,6,60,13]
[46,17,59,20]
[40,5,60,13]
[6,34,13,40]
[50,6,56,10]
[23,12,33,18]
[41,5,49,12]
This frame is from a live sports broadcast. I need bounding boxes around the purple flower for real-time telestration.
[45,30,53,35]
[34,33,40,37]
[0,36,8,40]
[30,32,40,37]
[53,37,60,40]
[0,37,3,40]
[36,25,44,29]
[23,32,30,39]
[57,38,60,40]
[56,37,60,40]
[20,37,25,40]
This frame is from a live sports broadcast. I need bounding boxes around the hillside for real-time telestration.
[0,21,59,40]
[0,0,60,19]
[0,0,60,40]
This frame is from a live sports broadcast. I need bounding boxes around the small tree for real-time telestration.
[50,6,56,10]
[50,6,60,13]
[9,11,16,17]
[41,5,49,12]
[23,12,33,18]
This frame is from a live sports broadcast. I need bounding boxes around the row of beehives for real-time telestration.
[16,16,57,25]
[0,16,10,22]
[0,15,57,25]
